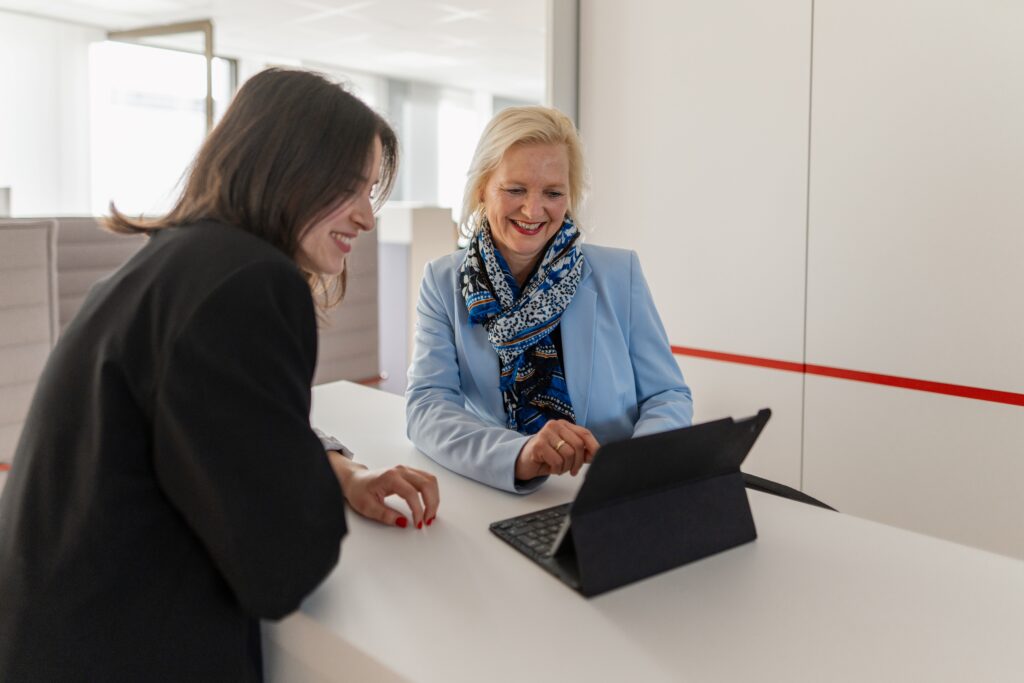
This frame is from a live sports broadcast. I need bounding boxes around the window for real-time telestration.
[89,40,234,216]
[438,87,490,225]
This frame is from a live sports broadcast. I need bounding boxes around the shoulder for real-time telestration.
[425,250,466,277]
[153,221,307,292]
[580,244,639,285]
[422,250,467,291]
[146,222,313,331]
[210,258,311,307]
[172,256,317,366]
[158,221,294,265]
[581,243,636,269]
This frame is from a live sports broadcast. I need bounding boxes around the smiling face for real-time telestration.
[482,142,570,283]
[296,136,383,277]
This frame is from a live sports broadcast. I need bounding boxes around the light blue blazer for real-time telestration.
[405,244,693,493]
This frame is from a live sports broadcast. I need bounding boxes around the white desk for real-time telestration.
[264,381,1024,682]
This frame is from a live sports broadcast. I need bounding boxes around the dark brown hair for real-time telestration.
[105,67,398,308]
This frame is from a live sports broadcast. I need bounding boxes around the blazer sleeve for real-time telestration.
[626,251,695,437]
[152,260,347,620]
[405,260,537,494]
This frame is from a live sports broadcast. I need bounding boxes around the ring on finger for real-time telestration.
[554,439,567,452]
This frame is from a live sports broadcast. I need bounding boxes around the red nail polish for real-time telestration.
[396,517,408,528]
[417,520,423,529]
[426,517,434,526]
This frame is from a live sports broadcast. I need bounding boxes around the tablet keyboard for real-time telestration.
[490,503,571,559]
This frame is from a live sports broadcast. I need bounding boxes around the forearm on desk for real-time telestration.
[633,388,694,437]
[406,393,540,493]
[326,450,367,493]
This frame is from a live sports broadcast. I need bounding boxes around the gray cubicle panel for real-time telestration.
[54,217,146,333]
[312,228,380,386]
[0,219,58,461]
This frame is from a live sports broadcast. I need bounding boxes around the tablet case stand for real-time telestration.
[550,409,769,597]
[556,470,755,596]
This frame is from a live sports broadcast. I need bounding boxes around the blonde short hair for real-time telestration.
[459,105,587,238]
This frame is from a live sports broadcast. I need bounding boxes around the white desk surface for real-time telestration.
[264,381,1024,683]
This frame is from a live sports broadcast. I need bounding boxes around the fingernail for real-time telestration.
[396,517,408,528]
[427,517,434,526]
[417,520,423,529]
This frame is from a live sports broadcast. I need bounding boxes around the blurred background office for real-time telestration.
[1,1,1021,562]
[0,0,547,410]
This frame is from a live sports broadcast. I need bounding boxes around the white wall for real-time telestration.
[579,0,813,490]
[802,0,1024,558]
[0,12,101,216]
[577,0,1024,558]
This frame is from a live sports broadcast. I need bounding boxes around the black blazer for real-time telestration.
[0,222,348,682]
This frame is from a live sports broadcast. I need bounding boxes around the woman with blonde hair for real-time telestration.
[406,105,692,492]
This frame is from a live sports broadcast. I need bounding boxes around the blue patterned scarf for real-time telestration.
[460,218,584,434]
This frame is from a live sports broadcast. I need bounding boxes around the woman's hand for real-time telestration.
[514,419,600,481]
[327,452,440,529]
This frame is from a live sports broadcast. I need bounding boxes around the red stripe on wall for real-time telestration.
[0,463,11,472]
[671,345,1024,408]
[671,346,806,374]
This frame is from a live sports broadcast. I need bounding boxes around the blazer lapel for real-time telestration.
[560,259,596,426]
[461,315,505,418]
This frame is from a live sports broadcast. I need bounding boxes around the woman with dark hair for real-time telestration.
[0,68,438,682]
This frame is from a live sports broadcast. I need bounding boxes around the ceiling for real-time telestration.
[0,0,547,100]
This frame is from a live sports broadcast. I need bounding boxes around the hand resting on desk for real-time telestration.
[514,419,600,480]
[328,451,440,529]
